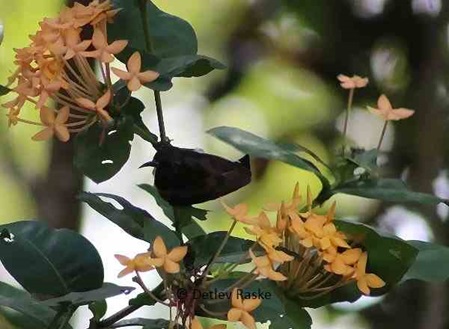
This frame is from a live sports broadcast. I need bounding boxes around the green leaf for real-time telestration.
[113,82,158,146]
[0,85,10,96]
[252,281,311,329]
[187,232,254,267]
[110,318,175,329]
[110,0,197,58]
[332,178,448,206]
[74,118,134,183]
[138,184,207,239]
[154,55,226,78]
[403,240,449,282]
[335,220,418,294]
[42,283,134,307]
[207,126,330,188]
[0,221,103,297]
[79,192,180,248]
[346,148,379,173]
[88,300,107,322]
[0,282,56,329]
[108,1,224,90]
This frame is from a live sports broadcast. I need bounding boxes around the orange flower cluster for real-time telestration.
[224,183,385,297]
[3,0,159,142]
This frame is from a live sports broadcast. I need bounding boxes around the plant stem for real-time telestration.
[98,305,142,328]
[377,120,388,152]
[134,272,170,306]
[342,88,355,155]
[154,90,168,143]
[203,220,237,278]
[137,0,167,144]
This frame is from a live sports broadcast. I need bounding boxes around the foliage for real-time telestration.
[0,1,448,329]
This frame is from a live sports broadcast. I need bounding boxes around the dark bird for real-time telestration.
[140,143,251,206]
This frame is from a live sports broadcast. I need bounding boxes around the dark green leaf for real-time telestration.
[403,240,449,282]
[88,300,107,322]
[346,148,378,173]
[0,85,10,96]
[42,283,134,307]
[187,232,254,267]
[109,0,197,58]
[74,118,134,183]
[333,178,447,206]
[0,282,56,329]
[155,55,226,78]
[113,83,158,145]
[138,184,206,239]
[79,192,179,248]
[208,126,330,188]
[0,221,103,296]
[110,318,175,329]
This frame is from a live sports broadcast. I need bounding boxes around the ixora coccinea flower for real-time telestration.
[1,0,159,142]
[367,94,415,150]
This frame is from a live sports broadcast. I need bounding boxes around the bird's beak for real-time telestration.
[139,161,157,168]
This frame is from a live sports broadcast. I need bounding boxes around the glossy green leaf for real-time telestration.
[155,55,226,78]
[88,300,107,322]
[42,283,134,307]
[208,126,330,188]
[110,0,197,59]
[0,221,103,296]
[402,240,449,282]
[74,118,134,183]
[186,232,255,267]
[113,82,158,146]
[0,282,56,329]
[79,192,180,248]
[346,148,378,173]
[332,178,448,206]
[0,85,10,96]
[138,184,206,239]
[108,1,224,90]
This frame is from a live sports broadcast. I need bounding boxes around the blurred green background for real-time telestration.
[2,0,449,328]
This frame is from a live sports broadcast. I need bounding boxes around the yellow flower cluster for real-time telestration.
[2,0,159,142]
[224,183,385,296]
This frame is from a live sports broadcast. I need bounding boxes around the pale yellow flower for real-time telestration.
[250,249,288,281]
[222,201,256,224]
[227,289,261,329]
[81,28,127,63]
[355,252,386,295]
[368,94,414,121]
[32,106,70,142]
[76,90,113,123]
[337,74,369,89]
[111,51,159,91]
[323,248,362,276]
[151,236,188,274]
[114,252,161,278]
